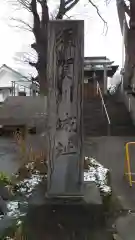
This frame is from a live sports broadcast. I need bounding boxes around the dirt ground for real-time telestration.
[25,205,113,240]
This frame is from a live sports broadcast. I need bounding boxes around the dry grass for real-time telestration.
[13,130,47,165]
[13,227,25,240]
[13,130,48,179]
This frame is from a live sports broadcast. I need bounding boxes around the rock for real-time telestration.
[0,184,11,200]
[28,182,46,206]
[0,196,7,214]
[84,157,112,197]
[0,216,17,237]
[83,182,102,205]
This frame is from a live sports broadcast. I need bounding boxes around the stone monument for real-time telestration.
[46,20,84,198]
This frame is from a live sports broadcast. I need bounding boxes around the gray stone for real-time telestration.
[28,183,46,206]
[0,184,11,200]
[47,20,84,197]
[83,182,102,205]
[116,213,135,240]
[47,154,83,197]
[0,196,7,214]
[0,216,16,236]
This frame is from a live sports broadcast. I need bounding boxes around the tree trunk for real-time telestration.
[30,0,80,95]
[116,0,135,89]
[130,0,135,29]
[38,68,48,95]
[128,0,135,67]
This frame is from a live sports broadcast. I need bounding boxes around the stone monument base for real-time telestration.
[45,181,102,206]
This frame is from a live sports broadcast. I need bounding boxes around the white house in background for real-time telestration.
[0,64,38,103]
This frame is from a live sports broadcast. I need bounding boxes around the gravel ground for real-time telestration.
[26,205,113,240]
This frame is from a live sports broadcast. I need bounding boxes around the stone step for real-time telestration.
[83,93,135,137]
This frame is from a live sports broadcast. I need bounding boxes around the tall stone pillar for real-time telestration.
[46,20,84,197]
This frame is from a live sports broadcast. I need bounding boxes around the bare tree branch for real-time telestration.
[13,0,110,94]
[13,0,31,11]
[88,0,108,34]
[105,0,112,5]
[40,0,49,28]
[65,0,80,12]
[30,0,40,43]
[56,0,65,19]
[56,0,79,19]
[11,17,32,31]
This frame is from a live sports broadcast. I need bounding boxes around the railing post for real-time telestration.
[101,100,103,114]
[11,81,13,96]
[30,86,32,96]
[107,123,111,136]
[96,81,98,95]
[128,98,131,112]
[103,64,107,95]
[12,81,15,96]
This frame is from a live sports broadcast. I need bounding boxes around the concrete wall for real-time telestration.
[0,96,47,130]
[123,91,135,125]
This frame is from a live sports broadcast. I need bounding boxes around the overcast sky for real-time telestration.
[0,0,122,76]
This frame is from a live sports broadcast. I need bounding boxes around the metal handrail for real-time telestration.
[96,81,111,125]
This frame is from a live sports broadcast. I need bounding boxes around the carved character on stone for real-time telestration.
[55,28,78,157]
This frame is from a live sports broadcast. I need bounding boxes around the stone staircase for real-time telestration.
[105,94,135,136]
[83,97,108,136]
[83,91,135,137]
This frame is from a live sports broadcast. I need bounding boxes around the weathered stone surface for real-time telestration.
[83,182,102,205]
[0,216,16,236]
[47,154,83,197]
[47,20,84,196]
[0,196,7,214]
[28,181,47,206]
[0,184,11,200]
